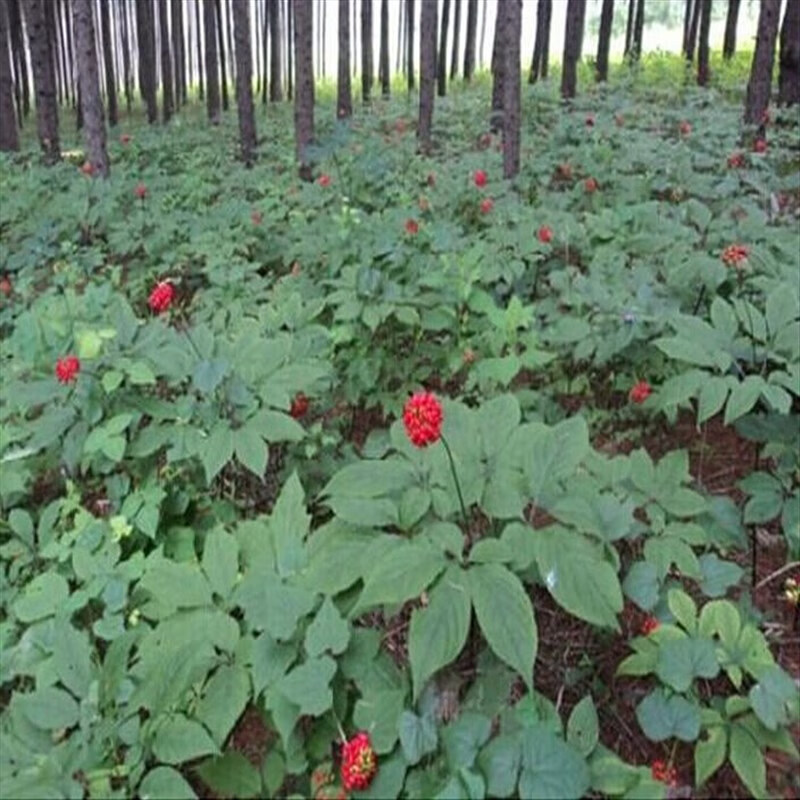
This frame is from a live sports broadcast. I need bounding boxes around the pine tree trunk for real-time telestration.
[196,0,204,99]
[73,0,108,175]
[171,0,184,105]
[337,0,352,115]
[437,0,449,96]
[697,0,711,85]
[561,0,585,99]
[321,0,326,77]
[136,0,157,122]
[59,0,74,104]
[490,12,503,129]
[120,0,132,111]
[396,0,403,74]
[540,0,551,77]
[351,0,357,79]
[502,0,521,178]
[48,0,64,106]
[596,0,613,81]
[463,0,477,81]
[449,0,460,80]
[287,0,293,99]
[158,0,173,121]
[215,0,228,109]
[631,0,644,63]
[681,0,693,58]
[254,0,261,95]
[361,0,373,103]
[225,0,234,88]
[623,0,634,58]
[778,0,800,106]
[0,0,19,150]
[293,0,314,179]
[418,0,436,152]
[723,0,740,59]
[406,0,414,91]
[744,0,780,123]
[261,0,268,102]
[99,0,117,124]
[269,0,282,101]
[27,0,60,161]
[379,0,389,95]
[686,0,701,63]
[232,0,256,164]
[479,0,488,67]
[204,0,220,122]
[7,0,28,122]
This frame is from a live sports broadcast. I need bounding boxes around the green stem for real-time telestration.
[440,434,468,529]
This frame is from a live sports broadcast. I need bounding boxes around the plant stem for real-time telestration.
[691,283,706,316]
[440,434,468,529]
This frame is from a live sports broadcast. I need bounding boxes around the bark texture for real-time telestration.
[418,0,436,152]
[337,0,351,116]
[269,0,282,101]
[406,0,414,90]
[686,0,701,62]
[631,0,644,62]
[463,0,477,81]
[437,0,449,96]
[778,0,800,106]
[361,0,373,103]
[697,0,711,86]
[744,0,780,123]
[99,0,117,124]
[204,0,220,122]
[0,0,19,150]
[529,0,551,82]
[171,0,185,104]
[8,0,28,120]
[596,0,613,81]
[723,0,740,59]
[490,11,503,128]
[232,0,256,164]
[561,0,586,99]
[158,0,173,121]
[449,0,460,80]
[135,0,157,122]
[27,0,60,161]
[73,0,108,175]
[215,0,228,109]
[293,0,314,178]
[379,0,389,95]
[502,0,521,179]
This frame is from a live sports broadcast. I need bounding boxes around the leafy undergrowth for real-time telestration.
[1,56,799,800]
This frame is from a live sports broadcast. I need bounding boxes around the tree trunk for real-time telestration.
[254,0,260,95]
[171,0,184,105]
[778,0,800,106]
[261,0,268,101]
[0,0,19,150]
[437,0,448,96]
[27,0,60,161]
[561,0,585,99]
[73,0,108,175]
[98,0,117,124]
[351,0,357,80]
[48,0,64,106]
[744,0,780,123]
[337,0,351,116]
[225,0,234,89]
[723,0,740,59]
[418,0,436,152]
[293,0,314,179]
[269,0,282,101]
[286,0,293,99]
[502,0,521,178]
[686,0,701,63]
[596,0,613,81]
[490,11,503,129]
[120,0,132,111]
[406,0,414,91]
[540,0,551,78]
[623,0,634,58]
[136,0,157,122]
[204,0,220,122]
[195,0,204,99]
[447,0,459,81]
[7,0,28,122]
[631,0,644,62]
[396,0,403,74]
[58,0,74,105]
[681,0,693,58]
[361,0,373,103]
[463,0,477,81]
[479,0,488,67]
[158,0,173,121]
[215,0,228,109]
[379,0,389,95]
[232,0,256,165]
[696,0,711,86]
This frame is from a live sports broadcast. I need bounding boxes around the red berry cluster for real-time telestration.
[405,218,419,235]
[403,392,443,448]
[474,169,487,188]
[340,732,378,792]
[538,225,553,244]
[721,244,749,269]
[134,182,148,199]
[629,380,651,404]
[55,355,80,384]
[727,151,746,169]
[290,392,310,419]
[651,760,678,787]
[148,281,175,313]
[640,616,660,635]
[480,198,493,214]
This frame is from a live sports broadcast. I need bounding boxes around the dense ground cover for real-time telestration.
[1,53,799,800]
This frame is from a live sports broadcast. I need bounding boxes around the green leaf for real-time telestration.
[139,767,197,800]
[567,695,599,757]
[623,562,661,611]
[694,727,727,787]
[398,710,438,766]
[251,632,296,696]
[535,527,623,629]
[667,588,697,634]
[195,752,261,799]
[443,712,492,769]
[52,623,93,698]
[17,687,80,729]
[201,422,234,483]
[354,540,447,615]
[249,409,306,443]
[636,689,700,742]
[523,418,589,502]
[13,572,69,622]
[321,459,416,498]
[724,376,765,425]
[468,564,536,692]
[234,428,268,476]
[276,655,336,716]
[654,336,727,369]
[305,597,350,658]
[352,750,407,800]
[644,536,701,579]
[698,553,743,598]
[748,665,798,731]
[518,724,590,800]
[729,725,766,799]
[152,715,219,764]
[328,496,399,527]
[193,359,229,394]
[477,733,521,798]
[270,472,310,578]
[202,528,240,600]
[408,565,471,700]
[655,638,720,692]
[353,689,406,754]
[697,377,729,424]
[195,665,251,745]
[588,752,639,795]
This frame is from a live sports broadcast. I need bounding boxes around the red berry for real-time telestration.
[538,225,553,244]
[480,197,493,214]
[290,393,309,419]
[629,381,652,404]
[148,281,175,314]
[640,616,660,635]
[584,177,598,193]
[134,182,147,199]
[473,169,488,188]
[55,355,81,384]
[318,174,331,187]
[405,218,419,235]
[340,732,378,792]
[403,392,443,448]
